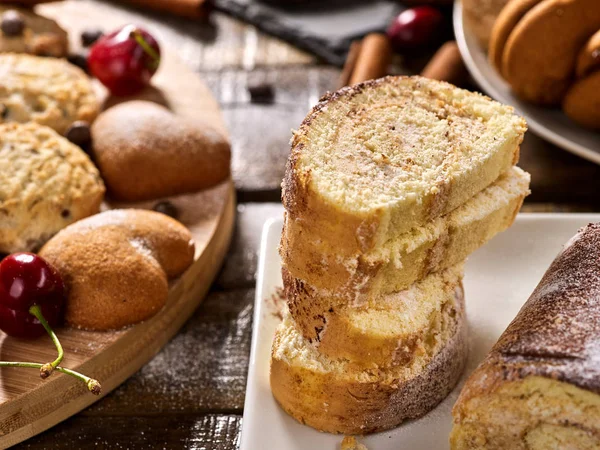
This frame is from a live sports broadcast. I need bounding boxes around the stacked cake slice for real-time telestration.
[270,76,530,434]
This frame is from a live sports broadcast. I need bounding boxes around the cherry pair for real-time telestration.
[0,253,101,394]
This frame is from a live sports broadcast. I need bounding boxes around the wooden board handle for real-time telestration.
[116,0,211,19]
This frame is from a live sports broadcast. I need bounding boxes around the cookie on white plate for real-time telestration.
[0,122,105,253]
[0,53,99,135]
[463,0,511,50]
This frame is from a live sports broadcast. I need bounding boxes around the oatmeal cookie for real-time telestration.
[0,122,105,253]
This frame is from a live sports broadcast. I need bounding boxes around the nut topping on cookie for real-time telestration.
[65,121,92,147]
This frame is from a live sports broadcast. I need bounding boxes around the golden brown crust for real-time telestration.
[454,222,600,416]
[500,0,600,105]
[92,101,231,201]
[39,209,195,330]
[270,297,468,435]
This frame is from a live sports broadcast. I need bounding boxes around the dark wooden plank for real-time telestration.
[202,67,339,195]
[15,414,241,450]
[519,133,600,207]
[216,203,282,290]
[84,289,253,415]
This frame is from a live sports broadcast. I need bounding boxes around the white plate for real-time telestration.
[240,212,600,450]
[453,1,600,164]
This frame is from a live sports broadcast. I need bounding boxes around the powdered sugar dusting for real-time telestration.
[129,237,160,269]
[265,287,285,321]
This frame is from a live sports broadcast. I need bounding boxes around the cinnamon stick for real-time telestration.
[347,33,392,86]
[337,40,362,89]
[117,0,211,20]
[421,41,468,86]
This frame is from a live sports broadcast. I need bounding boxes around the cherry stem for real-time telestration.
[0,361,101,395]
[132,30,160,67]
[29,304,63,378]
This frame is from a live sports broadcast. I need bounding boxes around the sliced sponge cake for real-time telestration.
[284,264,464,369]
[283,76,527,256]
[282,166,530,303]
[271,287,467,435]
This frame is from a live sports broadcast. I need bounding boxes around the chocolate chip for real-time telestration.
[81,29,104,47]
[0,104,8,119]
[1,10,24,37]
[248,82,275,104]
[67,53,89,74]
[65,121,91,147]
[61,209,70,218]
[152,201,179,220]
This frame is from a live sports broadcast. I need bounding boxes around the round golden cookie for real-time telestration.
[0,6,68,57]
[488,0,542,74]
[39,209,195,330]
[0,53,99,135]
[0,122,104,253]
[500,0,600,105]
[563,71,600,130]
[91,101,231,202]
[463,0,511,50]
[576,29,600,78]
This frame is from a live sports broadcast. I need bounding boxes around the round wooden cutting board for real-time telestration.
[0,2,235,447]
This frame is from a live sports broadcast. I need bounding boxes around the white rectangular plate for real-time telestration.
[240,211,600,450]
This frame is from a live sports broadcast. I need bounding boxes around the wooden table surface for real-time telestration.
[15,1,600,448]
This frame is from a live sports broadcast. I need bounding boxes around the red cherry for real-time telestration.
[0,253,63,311]
[0,253,65,339]
[88,24,160,96]
[0,255,99,393]
[387,6,443,52]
